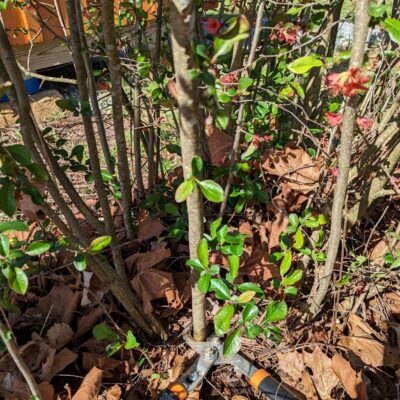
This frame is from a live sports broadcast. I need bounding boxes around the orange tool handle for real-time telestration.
[249,369,304,400]
[158,383,188,400]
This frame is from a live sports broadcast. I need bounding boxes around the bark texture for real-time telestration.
[309,0,370,316]
[170,0,206,341]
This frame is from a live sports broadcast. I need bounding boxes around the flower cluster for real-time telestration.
[220,72,238,86]
[325,68,369,97]
[270,21,301,46]
[252,135,272,146]
[325,112,343,127]
[207,17,222,35]
[325,112,374,131]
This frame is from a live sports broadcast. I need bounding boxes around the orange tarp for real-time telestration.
[1,0,159,47]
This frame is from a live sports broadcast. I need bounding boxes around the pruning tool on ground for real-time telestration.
[158,335,304,400]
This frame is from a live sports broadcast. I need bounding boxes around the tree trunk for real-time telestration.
[309,0,370,316]
[100,0,135,240]
[170,0,206,342]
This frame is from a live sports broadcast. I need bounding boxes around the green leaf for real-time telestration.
[56,98,80,113]
[382,19,400,44]
[390,258,400,269]
[92,323,119,341]
[165,203,180,217]
[124,330,140,350]
[71,145,85,163]
[281,269,302,286]
[210,278,230,300]
[219,93,231,103]
[266,301,288,323]
[288,214,299,227]
[209,264,220,275]
[227,255,239,282]
[197,238,209,268]
[186,258,205,272]
[242,303,258,323]
[74,253,87,271]
[26,241,51,256]
[245,324,262,339]
[212,15,250,63]
[0,221,28,233]
[237,282,265,298]
[166,144,182,156]
[9,266,28,295]
[175,179,195,203]
[288,56,323,74]
[27,163,48,182]
[290,80,305,99]
[284,286,298,296]
[214,303,235,335]
[237,290,256,303]
[197,180,224,203]
[238,77,253,92]
[210,218,222,239]
[223,328,242,356]
[369,3,390,18]
[6,145,31,166]
[0,182,16,217]
[317,214,329,225]
[280,251,292,276]
[88,236,112,253]
[0,234,10,257]
[192,156,203,175]
[197,272,211,293]
[217,225,228,245]
[293,229,304,250]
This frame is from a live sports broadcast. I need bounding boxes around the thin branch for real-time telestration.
[0,315,43,400]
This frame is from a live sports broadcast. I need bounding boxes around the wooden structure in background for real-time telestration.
[0,0,159,71]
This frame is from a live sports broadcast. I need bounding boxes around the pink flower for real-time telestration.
[326,112,343,127]
[270,21,301,45]
[252,134,272,146]
[330,167,339,177]
[357,117,374,131]
[220,72,238,86]
[207,18,222,35]
[96,82,110,91]
[325,68,369,97]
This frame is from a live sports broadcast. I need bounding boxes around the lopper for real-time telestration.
[158,335,305,400]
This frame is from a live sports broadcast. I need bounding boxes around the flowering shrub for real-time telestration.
[326,67,370,97]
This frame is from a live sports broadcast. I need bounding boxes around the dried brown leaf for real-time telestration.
[137,214,164,243]
[72,367,103,400]
[276,350,305,386]
[125,244,171,274]
[131,269,190,315]
[47,323,74,349]
[268,213,289,250]
[27,282,81,324]
[303,347,339,400]
[261,145,321,193]
[38,381,55,400]
[76,306,104,337]
[205,123,234,166]
[106,384,122,400]
[82,352,121,373]
[338,336,400,369]
[302,371,318,400]
[332,353,368,399]
[40,347,78,382]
